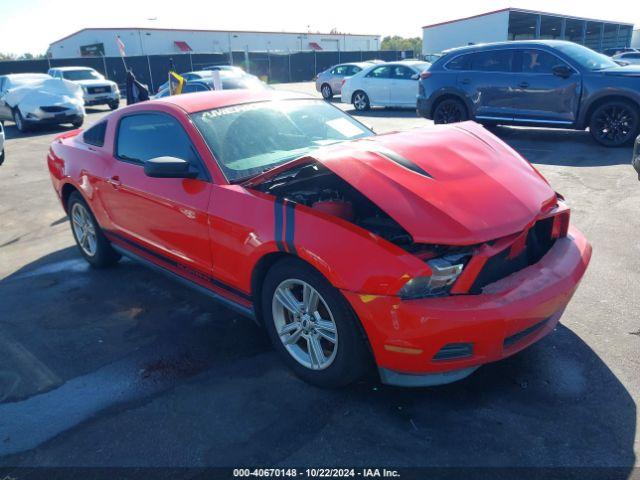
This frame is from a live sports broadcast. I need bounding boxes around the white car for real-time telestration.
[341,60,431,111]
[48,67,120,110]
[612,51,640,65]
[0,122,4,165]
[0,74,85,132]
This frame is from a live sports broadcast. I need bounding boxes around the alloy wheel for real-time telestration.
[353,92,368,111]
[71,202,97,257]
[434,101,464,124]
[272,279,338,370]
[593,105,637,145]
[321,85,332,99]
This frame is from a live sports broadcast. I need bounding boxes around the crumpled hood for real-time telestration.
[5,79,83,112]
[310,121,556,245]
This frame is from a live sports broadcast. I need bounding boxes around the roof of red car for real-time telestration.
[153,89,313,113]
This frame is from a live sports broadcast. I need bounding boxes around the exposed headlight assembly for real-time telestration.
[399,254,467,299]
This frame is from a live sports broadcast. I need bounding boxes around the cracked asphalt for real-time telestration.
[0,82,638,474]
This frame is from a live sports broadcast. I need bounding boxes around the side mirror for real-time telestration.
[411,73,420,80]
[144,156,198,179]
[552,65,573,78]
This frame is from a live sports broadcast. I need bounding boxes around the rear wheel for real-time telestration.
[352,91,370,112]
[589,101,639,147]
[71,118,84,129]
[108,100,120,110]
[67,192,120,268]
[13,109,29,132]
[262,258,370,388]
[0,148,4,166]
[433,98,468,124]
[320,83,333,100]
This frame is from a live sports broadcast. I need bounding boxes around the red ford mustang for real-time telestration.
[47,90,591,387]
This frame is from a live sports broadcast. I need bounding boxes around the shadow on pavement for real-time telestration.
[0,247,636,473]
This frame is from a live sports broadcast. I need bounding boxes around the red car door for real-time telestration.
[99,111,213,275]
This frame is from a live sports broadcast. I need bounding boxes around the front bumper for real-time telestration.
[25,110,84,125]
[83,91,119,106]
[343,226,591,386]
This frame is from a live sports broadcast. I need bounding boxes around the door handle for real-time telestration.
[107,176,121,188]
[519,81,530,88]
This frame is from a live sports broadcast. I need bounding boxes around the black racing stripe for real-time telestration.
[371,147,433,178]
[274,197,285,252]
[106,231,252,302]
[284,200,297,256]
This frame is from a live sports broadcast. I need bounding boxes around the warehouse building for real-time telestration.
[48,28,380,59]
[633,29,640,49]
[422,8,634,56]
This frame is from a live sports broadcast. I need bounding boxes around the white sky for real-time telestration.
[1,0,638,55]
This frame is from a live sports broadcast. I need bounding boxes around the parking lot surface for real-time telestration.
[0,83,638,471]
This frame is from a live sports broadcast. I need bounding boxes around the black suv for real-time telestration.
[417,40,640,147]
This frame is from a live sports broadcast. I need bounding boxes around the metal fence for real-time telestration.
[0,50,414,93]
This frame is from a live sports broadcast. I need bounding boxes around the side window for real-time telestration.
[183,83,208,93]
[349,66,362,75]
[471,50,514,72]
[521,50,567,73]
[0,77,5,93]
[83,121,107,147]
[116,113,200,168]
[390,65,416,80]
[331,65,349,76]
[445,54,471,70]
[366,66,391,78]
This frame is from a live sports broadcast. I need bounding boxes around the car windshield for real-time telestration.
[554,43,619,71]
[63,70,102,80]
[191,99,373,182]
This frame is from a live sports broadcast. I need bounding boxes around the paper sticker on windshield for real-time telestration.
[326,118,363,138]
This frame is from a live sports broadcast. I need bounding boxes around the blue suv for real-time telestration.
[417,40,640,147]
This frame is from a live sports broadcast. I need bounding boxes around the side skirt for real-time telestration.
[111,244,257,322]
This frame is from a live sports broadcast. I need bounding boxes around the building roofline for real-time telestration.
[422,7,634,29]
[50,27,380,46]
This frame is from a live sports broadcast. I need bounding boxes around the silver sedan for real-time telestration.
[315,62,374,99]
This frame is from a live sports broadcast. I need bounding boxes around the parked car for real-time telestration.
[633,134,640,179]
[157,67,257,93]
[417,40,640,147]
[0,122,4,165]
[0,74,84,132]
[341,60,431,111]
[603,47,638,57]
[154,75,268,98]
[47,89,591,387]
[48,67,120,110]
[315,62,374,99]
[613,51,640,66]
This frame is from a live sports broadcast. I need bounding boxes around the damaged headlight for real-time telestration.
[399,254,467,299]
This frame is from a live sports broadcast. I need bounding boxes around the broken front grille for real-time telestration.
[469,217,556,294]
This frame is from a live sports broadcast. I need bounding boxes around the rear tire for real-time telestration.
[67,191,120,268]
[108,101,120,110]
[0,148,4,166]
[589,100,639,147]
[320,84,333,100]
[71,118,84,129]
[262,258,370,388]
[433,97,468,124]
[352,90,370,112]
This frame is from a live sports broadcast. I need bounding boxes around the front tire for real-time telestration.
[67,192,120,268]
[589,101,639,147]
[433,98,468,124]
[0,148,4,166]
[71,117,84,129]
[262,258,370,388]
[13,109,29,133]
[320,84,333,100]
[352,91,370,112]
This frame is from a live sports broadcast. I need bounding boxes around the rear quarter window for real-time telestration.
[83,121,107,147]
[445,54,471,70]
